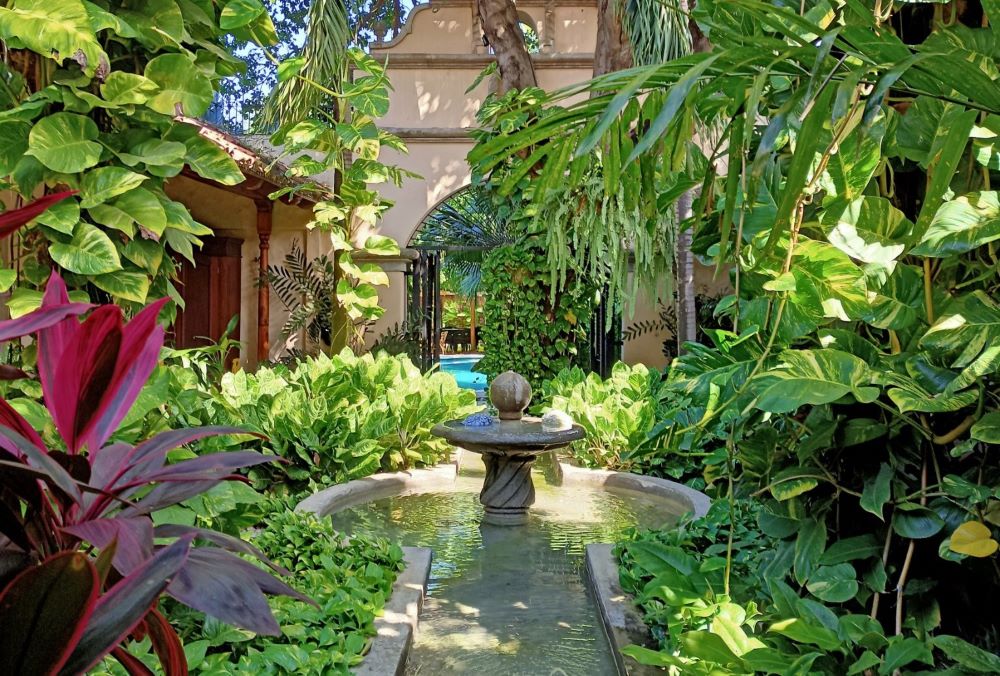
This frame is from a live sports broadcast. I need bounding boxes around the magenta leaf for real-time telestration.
[139,451,275,483]
[0,551,98,676]
[0,426,82,504]
[0,397,46,451]
[62,517,153,575]
[59,536,192,675]
[0,302,91,344]
[83,298,168,452]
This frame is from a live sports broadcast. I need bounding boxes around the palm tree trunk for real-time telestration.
[477,0,537,92]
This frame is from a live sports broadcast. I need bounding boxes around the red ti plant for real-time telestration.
[0,272,310,675]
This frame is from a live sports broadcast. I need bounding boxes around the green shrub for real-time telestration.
[540,362,710,482]
[216,349,478,483]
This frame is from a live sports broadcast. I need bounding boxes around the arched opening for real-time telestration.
[405,186,514,393]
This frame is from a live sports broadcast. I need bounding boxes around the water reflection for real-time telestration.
[330,455,681,675]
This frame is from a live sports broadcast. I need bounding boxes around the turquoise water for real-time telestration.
[440,355,487,392]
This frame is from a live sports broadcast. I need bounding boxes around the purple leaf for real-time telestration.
[120,480,220,517]
[0,551,98,676]
[0,427,82,504]
[62,517,153,575]
[166,548,282,635]
[154,524,291,576]
[138,451,275,484]
[0,303,91,345]
[60,536,191,675]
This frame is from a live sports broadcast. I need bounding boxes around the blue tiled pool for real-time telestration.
[439,354,486,392]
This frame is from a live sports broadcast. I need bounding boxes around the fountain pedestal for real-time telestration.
[431,418,584,525]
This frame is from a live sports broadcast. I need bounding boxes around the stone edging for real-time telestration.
[294,463,458,517]
[355,546,433,676]
[559,462,711,518]
[585,544,661,676]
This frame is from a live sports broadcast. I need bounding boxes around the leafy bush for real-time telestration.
[617,502,1000,674]
[171,505,404,674]
[540,362,713,483]
[93,503,405,675]
[215,349,478,483]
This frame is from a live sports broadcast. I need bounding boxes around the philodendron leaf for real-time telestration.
[971,412,1000,443]
[910,192,1000,257]
[0,551,98,676]
[183,134,244,186]
[220,0,266,29]
[806,563,859,603]
[754,349,877,413]
[893,503,945,539]
[92,270,150,303]
[144,54,214,117]
[80,167,148,208]
[0,0,107,77]
[26,112,102,173]
[919,291,1000,367]
[949,521,999,557]
[933,634,1000,672]
[100,72,159,105]
[49,222,122,275]
[363,234,399,256]
[860,463,893,521]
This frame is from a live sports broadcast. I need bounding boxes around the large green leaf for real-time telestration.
[0,551,98,675]
[344,76,390,118]
[80,167,148,208]
[100,72,159,105]
[970,412,1000,443]
[220,0,266,29]
[863,263,923,330]
[910,192,1000,257]
[0,0,107,76]
[754,349,878,413]
[885,372,978,413]
[117,0,185,51]
[114,187,168,235]
[823,119,885,202]
[920,291,1000,367]
[0,121,30,175]
[893,503,945,539]
[183,134,244,186]
[92,270,150,303]
[915,105,977,236]
[33,197,80,235]
[144,54,214,117]
[933,634,1000,672]
[860,463,893,521]
[822,197,911,272]
[806,563,859,603]
[49,222,121,275]
[26,113,102,173]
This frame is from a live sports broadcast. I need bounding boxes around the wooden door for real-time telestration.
[173,236,243,365]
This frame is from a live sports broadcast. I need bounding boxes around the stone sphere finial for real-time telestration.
[490,371,532,420]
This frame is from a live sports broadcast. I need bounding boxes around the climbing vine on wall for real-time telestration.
[477,244,594,391]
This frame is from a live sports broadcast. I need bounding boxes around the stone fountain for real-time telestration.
[431,371,584,525]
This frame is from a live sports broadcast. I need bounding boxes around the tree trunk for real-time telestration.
[675,189,696,353]
[675,3,710,354]
[476,0,537,92]
[593,0,633,78]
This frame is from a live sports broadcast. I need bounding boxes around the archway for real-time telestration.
[405,186,515,388]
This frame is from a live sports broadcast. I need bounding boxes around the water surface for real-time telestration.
[331,454,682,675]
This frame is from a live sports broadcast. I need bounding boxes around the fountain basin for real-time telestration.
[432,417,584,525]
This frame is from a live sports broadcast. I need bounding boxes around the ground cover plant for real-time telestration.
[475,0,1000,671]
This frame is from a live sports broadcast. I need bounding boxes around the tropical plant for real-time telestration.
[215,349,478,484]
[622,292,726,361]
[0,0,263,312]
[476,0,1000,670]
[0,273,308,674]
[268,240,341,352]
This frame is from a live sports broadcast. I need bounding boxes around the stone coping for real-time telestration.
[558,461,711,518]
[294,462,458,518]
[585,544,662,676]
[355,547,433,676]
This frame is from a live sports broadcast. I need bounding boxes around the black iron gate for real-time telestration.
[588,289,622,378]
[407,250,441,372]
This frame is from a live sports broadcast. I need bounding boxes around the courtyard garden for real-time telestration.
[1,0,1000,674]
